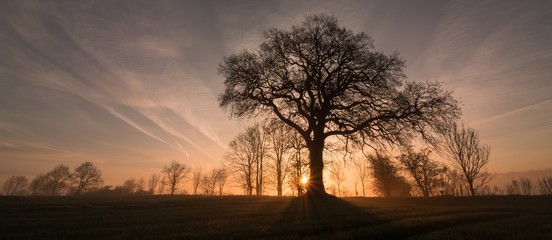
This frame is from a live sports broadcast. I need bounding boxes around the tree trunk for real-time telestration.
[307,137,327,197]
[468,180,476,196]
[277,166,283,197]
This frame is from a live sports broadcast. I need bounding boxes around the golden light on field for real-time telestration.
[301,175,308,185]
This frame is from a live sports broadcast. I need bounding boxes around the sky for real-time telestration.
[1,0,551,186]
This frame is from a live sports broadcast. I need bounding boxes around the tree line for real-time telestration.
[1,160,229,197]
[222,121,552,197]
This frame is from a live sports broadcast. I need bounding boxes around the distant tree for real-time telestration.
[251,125,269,196]
[442,169,469,196]
[2,176,28,196]
[70,161,103,194]
[147,174,161,195]
[368,153,411,197]
[136,177,147,194]
[224,125,268,196]
[352,158,370,197]
[506,177,533,195]
[328,161,346,197]
[214,167,228,196]
[45,165,71,196]
[121,178,138,193]
[398,148,447,197]
[218,14,460,196]
[192,167,203,195]
[490,185,504,195]
[158,176,167,195]
[265,121,293,197]
[201,174,216,195]
[440,124,491,196]
[519,177,533,195]
[536,176,552,195]
[29,174,48,196]
[162,160,191,195]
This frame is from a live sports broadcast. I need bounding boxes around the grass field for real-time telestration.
[1,195,551,239]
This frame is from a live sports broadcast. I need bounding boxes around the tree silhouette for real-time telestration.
[265,121,293,196]
[328,161,346,197]
[219,14,460,196]
[29,174,48,196]
[368,153,411,197]
[192,167,203,195]
[147,174,161,195]
[71,161,103,194]
[287,130,309,196]
[224,125,268,195]
[162,160,191,195]
[352,158,370,197]
[537,176,552,195]
[398,147,447,197]
[45,165,71,196]
[2,176,28,196]
[440,124,491,196]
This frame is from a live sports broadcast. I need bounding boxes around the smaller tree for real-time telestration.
[440,124,491,196]
[441,168,469,196]
[201,167,229,195]
[162,160,191,195]
[286,131,308,196]
[224,125,269,196]
[192,167,203,195]
[506,177,533,195]
[2,176,28,196]
[328,161,346,197]
[147,174,161,195]
[352,158,370,197]
[29,174,49,196]
[537,176,552,195]
[368,153,411,197]
[398,148,447,197]
[214,167,228,196]
[201,174,217,195]
[45,165,72,196]
[519,177,533,195]
[265,121,292,197]
[120,178,138,194]
[71,162,103,194]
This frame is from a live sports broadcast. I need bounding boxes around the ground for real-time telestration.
[1,195,551,239]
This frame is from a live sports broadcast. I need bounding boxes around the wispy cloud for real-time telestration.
[1,0,551,183]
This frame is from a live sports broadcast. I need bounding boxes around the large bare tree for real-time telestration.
[219,14,460,196]
[162,160,191,195]
[440,124,491,196]
[70,161,103,194]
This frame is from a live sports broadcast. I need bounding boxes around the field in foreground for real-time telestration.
[1,195,551,240]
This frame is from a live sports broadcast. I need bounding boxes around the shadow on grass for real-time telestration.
[269,195,391,239]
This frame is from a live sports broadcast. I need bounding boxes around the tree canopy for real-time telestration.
[219,14,460,196]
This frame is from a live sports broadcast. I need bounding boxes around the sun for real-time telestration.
[300,175,308,185]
